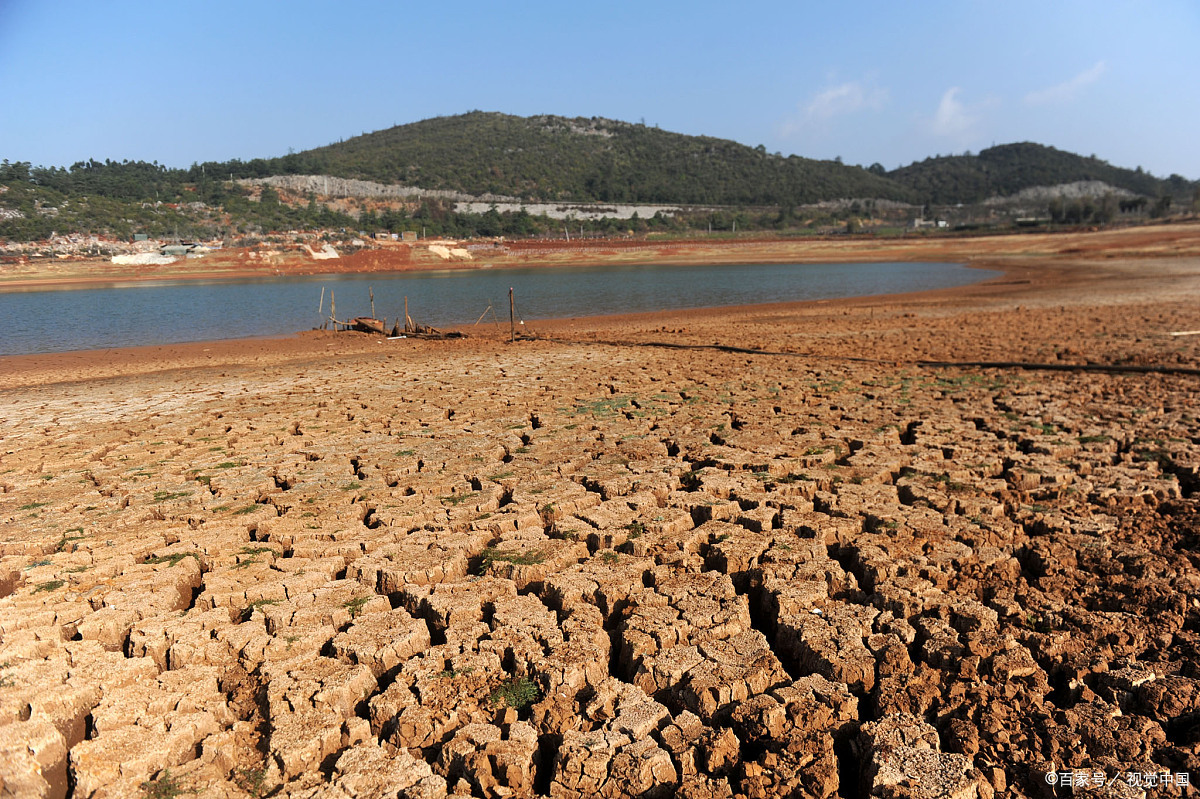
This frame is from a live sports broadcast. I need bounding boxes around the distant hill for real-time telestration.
[235,111,918,206]
[3,113,1198,243]
[887,143,1195,205]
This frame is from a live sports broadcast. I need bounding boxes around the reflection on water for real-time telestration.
[0,261,989,356]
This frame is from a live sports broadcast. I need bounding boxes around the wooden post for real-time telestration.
[331,291,336,330]
[509,287,515,343]
[369,287,375,319]
[318,286,325,316]
[405,296,411,333]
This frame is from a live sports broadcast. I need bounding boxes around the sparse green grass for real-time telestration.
[1078,434,1111,444]
[18,502,49,511]
[141,770,192,799]
[232,505,259,515]
[233,766,269,798]
[344,596,370,618]
[487,471,515,482]
[238,598,279,621]
[440,491,480,507]
[340,481,361,491]
[394,449,416,457]
[437,665,476,679]
[33,580,65,594]
[153,490,192,502]
[215,461,243,469]
[146,552,199,567]
[625,521,645,539]
[601,551,618,565]
[489,676,540,710]
[56,529,86,552]
[480,547,545,568]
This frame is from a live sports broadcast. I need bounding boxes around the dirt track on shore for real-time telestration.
[2,226,1200,798]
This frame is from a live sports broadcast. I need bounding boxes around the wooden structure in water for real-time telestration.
[319,288,464,339]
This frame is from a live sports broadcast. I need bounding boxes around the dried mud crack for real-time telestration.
[2,257,1200,798]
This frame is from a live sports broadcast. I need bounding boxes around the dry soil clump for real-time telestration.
[2,254,1200,798]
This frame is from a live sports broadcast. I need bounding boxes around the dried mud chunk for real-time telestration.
[265,659,378,778]
[1049,700,1168,766]
[677,774,736,799]
[1134,673,1200,720]
[481,538,589,591]
[988,641,1042,683]
[413,577,518,636]
[580,678,672,738]
[269,707,345,780]
[697,726,740,775]
[872,664,945,718]
[323,740,440,797]
[28,684,93,749]
[858,714,992,799]
[543,556,655,618]
[776,603,879,692]
[331,607,432,678]
[701,522,774,587]
[350,545,470,595]
[673,630,791,721]
[733,675,858,798]
[438,721,540,798]
[388,650,504,752]
[70,724,165,798]
[0,718,68,799]
[915,616,965,671]
[74,606,140,652]
[550,729,677,799]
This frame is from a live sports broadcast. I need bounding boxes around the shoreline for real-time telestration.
[0,258,1021,390]
[2,220,1198,295]
[3,251,1194,393]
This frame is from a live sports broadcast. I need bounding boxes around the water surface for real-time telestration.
[0,261,989,356]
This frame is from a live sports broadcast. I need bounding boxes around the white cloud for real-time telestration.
[779,78,887,138]
[804,80,888,122]
[1024,61,1107,106]
[931,87,977,138]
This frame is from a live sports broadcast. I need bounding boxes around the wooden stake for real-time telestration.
[509,287,515,343]
[369,287,375,319]
[331,291,336,330]
[318,286,325,316]
[405,296,412,333]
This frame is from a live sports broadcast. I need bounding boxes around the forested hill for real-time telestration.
[3,113,1199,242]
[251,112,915,206]
[886,143,1196,205]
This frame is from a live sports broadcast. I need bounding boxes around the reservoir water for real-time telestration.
[0,261,990,356]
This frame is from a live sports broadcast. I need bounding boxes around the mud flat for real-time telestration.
[2,237,1200,797]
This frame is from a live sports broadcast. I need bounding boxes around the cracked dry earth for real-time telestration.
[2,285,1200,799]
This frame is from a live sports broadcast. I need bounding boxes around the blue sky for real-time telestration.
[2,0,1198,179]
